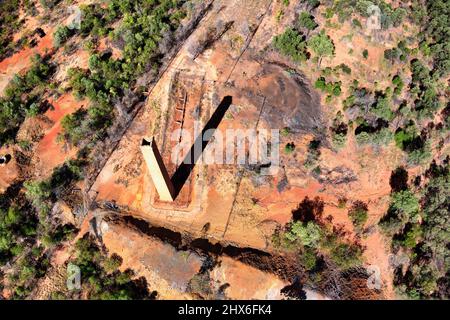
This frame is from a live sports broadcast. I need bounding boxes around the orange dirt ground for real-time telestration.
[0,146,20,192]
[88,0,404,299]
[0,28,54,96]
[0,0,420,300]
[32,93,86,179]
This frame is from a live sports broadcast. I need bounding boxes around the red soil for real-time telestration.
[33,93,85,178]
[0,30,54,95]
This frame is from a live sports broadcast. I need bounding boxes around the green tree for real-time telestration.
[391,190,419,219]
[285,221,322,248]
[61,235,152,300]
[389,162,449,298]
[273,28,308,62]
[306,0,320,10]
[348,201,368,232]
[307,30,334,67]
[298,12,317,32]
[362,49,368,59]
[329,243,363,269]
[372,96,393,121]
[53,25,71,48]
[24,180,52,211]
[355,0,374,17]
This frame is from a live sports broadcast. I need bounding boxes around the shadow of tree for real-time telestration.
[389,166,408,193]
[292,196,324,223]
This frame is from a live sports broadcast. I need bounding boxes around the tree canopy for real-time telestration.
[307,30,334,66]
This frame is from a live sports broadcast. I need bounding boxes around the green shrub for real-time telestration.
[53,25,71,47]
[298,12,318,31]
[285,221,322,248]
[60,109,87,145]
[372,128,393,146]
[355,0,374,17]
[0,54,53,143]
[372,96,393,121]
[423,1,450,76]
[24,180,52,210]
[402,224,422,248]
[407,145,432,165]
[339,63,352,74]
[332,132,347,149]
[64,235,151,299]
[394,123,417,150]
[348,201,368,232]
[307,0,320,10]
[338,198,347,208]
[307,30,335,67]
[352,18,362,28]
[281,127,291,137]
[299,247,318,271]
[355,132,370,145]
[315,77,341,96]
[304,139,321,168]
[39,0,60,10]
[384,48,400,62]
[314,77,326,90]
[355,127,393,146]
[392,75,404,95]
[284,142,296,154]
[273,28,308,62]
[408,161,449,297]
[391,190,420,219]
[102,254,123,274]
[329,243,363,269]
[362,49,368,59]
[0,0,21,60]
[188,273,212,298]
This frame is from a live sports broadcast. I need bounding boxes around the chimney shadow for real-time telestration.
[170,96,232,199]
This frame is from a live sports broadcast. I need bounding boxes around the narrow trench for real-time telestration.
[107,214,375,300]
[118,215,305,284]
